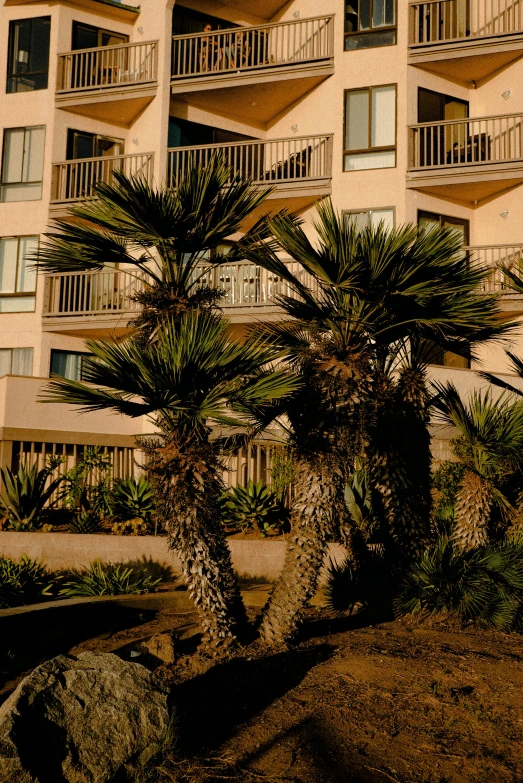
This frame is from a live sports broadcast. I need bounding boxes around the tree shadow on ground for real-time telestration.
[296,607,394,643]
[174,644,333,756]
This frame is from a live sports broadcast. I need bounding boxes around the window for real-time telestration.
[0,348,33,378]
[50,350,93,381]
[7,16,51,93]
[420,340,470,369]
[345,207,395,232]
[418,210,469,245]
[1,126,45,202]
[345,0,396,49]
[72,21,128,50]
[344,86,396,171]
[0,236,38,312]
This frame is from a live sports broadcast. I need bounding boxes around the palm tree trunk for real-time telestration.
[259,459,342,647]
[147,441,247,654]
[453,470,492,550]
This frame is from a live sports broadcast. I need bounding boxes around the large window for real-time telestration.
[345,0,396,49]
[50,350,93,381]
[1,126,45,202]
[0,348,33,378]
[0,236,38,312]
[344,86,396,171]
[344,207,395,232]
[7,16,51,93]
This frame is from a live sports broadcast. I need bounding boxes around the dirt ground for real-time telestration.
[46,603,523,783]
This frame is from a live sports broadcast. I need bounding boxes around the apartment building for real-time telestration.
[0,0,522,481]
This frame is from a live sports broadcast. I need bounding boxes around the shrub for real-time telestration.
[62,447,113,520]
[325,553,393,618]
[431,461,465,534]
[111,518,149,536]
[60,560,161,597]
[0,555,56,608]
[0,457,66,530]
[220,479,287,535]
[68,509,103,534]
[110,476,156,529]
[394,537,523,631]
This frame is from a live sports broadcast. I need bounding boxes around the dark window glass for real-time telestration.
[7,17,51,93]
[345,0,396,50]
[172,5,235,35]
[50,350,92,381]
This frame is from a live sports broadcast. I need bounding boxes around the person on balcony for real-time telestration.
[200,23,221,72]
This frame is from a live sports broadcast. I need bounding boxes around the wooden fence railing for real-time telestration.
[171,15,333,79]
[57,40,158,92]
[466,244,523,292]
[409,113,523,168]
[410,0,523,45]
[51,152,154,202]
[44,270,145,317]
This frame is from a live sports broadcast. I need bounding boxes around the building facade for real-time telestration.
[0,0,522,480]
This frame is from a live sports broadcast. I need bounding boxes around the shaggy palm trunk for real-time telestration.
[259,459,342,647]
[146,441,247,653]
[365,368,432,561]
[453,470,492,551]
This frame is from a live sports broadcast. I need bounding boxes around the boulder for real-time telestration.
[0,651,170,783]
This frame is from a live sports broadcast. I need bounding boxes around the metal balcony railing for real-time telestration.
[171,15,333,80]
[410,0,523,45]
[57,40,158,93]
[168,135,332,188]
[409,113,523,169]
[51,152,154,202]
[466,244,523,293]
[43,269,145,318]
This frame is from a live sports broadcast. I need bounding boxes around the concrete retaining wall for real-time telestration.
[0,532,346,584]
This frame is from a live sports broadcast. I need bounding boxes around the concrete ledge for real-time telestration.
[0,532,346,584]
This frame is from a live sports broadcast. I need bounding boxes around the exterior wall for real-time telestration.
[0,0,523,466]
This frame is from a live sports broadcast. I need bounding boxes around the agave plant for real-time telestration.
[0,555,56,608]
[0,457,66,530]
[395,536,523,631]
[60,560,160,597]
[110,476,155,528]
[221,480,285,535]
[68,509,103,534]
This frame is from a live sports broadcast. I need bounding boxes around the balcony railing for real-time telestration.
[57,40,158,93]
[466,244,523,293]
[44,270,145,318]
[410,0,523,45]
[168,135,332,188]
[171,15,333,80]
[409,113,523,169]
[51,152,154,203]
[195,261,317,306]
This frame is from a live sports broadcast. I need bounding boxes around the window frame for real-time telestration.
[0,234,38,312]
[345,0,397,49]
[343,206,396,231]
[50,349,94,382]
[0,347,34,378]
[6,16,51,94]
[343,84,397,172]
[71,21,129,50]
[417,210,469,244]
[1,125,46,203]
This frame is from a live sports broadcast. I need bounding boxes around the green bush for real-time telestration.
[0,457,66,530]
[68,509,103,534]
[60,560,161,597]
[325,553,393,618]
[220,479,287,536]
[0,555,56,608]
[110,476,156,528]
[394,537,523,631]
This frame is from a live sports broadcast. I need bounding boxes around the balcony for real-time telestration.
[407,113,523,202]
[42,269,144,336]
[171,16,334,125]
[4,0,139,22]
[49,152,154,213]
[42,260,317,331]
[471,243,523,313]
[56,41,158,125]
[409,0,523,83]
[168,135,332,221]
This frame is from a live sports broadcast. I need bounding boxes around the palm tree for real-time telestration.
[42,310,298,652]
[245,201,508,644]
[432,382,523,550]
[36,156,272,338]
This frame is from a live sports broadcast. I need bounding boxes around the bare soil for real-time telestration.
[3,599,523,782]
[50,606,523,782]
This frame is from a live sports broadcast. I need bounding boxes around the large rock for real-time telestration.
[0,651,170,783]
